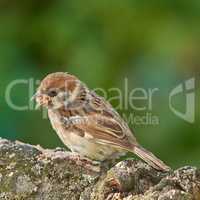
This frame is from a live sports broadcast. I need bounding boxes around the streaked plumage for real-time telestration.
[34,72,170,171]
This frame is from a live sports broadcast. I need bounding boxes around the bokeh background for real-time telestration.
[0,1,199,169]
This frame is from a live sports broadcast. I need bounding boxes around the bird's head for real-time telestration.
[33,72,79,109]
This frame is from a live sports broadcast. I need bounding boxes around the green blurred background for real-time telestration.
[0,0,199,169]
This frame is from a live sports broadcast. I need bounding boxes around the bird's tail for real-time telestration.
[133,145,171,172]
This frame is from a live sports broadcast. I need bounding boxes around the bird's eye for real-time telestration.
[48,90,57,97]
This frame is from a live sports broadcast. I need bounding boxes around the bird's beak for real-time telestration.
[30,92,42,109]
[31,93,38,101]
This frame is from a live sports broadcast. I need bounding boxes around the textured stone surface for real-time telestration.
[0,138,199,200]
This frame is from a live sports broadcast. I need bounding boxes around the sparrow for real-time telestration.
[33,72,170,171]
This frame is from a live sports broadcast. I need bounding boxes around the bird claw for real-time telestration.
[67,153,101,172]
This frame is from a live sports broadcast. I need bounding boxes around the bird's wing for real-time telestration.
[68,114,137,151]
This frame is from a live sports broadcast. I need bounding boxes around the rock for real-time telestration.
[0,138,199,200]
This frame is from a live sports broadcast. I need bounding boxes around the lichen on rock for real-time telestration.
[0,138,199,200]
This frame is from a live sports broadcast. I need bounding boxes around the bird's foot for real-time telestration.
[67,152,101,173]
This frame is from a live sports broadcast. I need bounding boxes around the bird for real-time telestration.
[33,72,170,171]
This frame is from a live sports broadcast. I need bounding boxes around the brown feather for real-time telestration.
[36,72,170,171]
[39,72,77,92]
